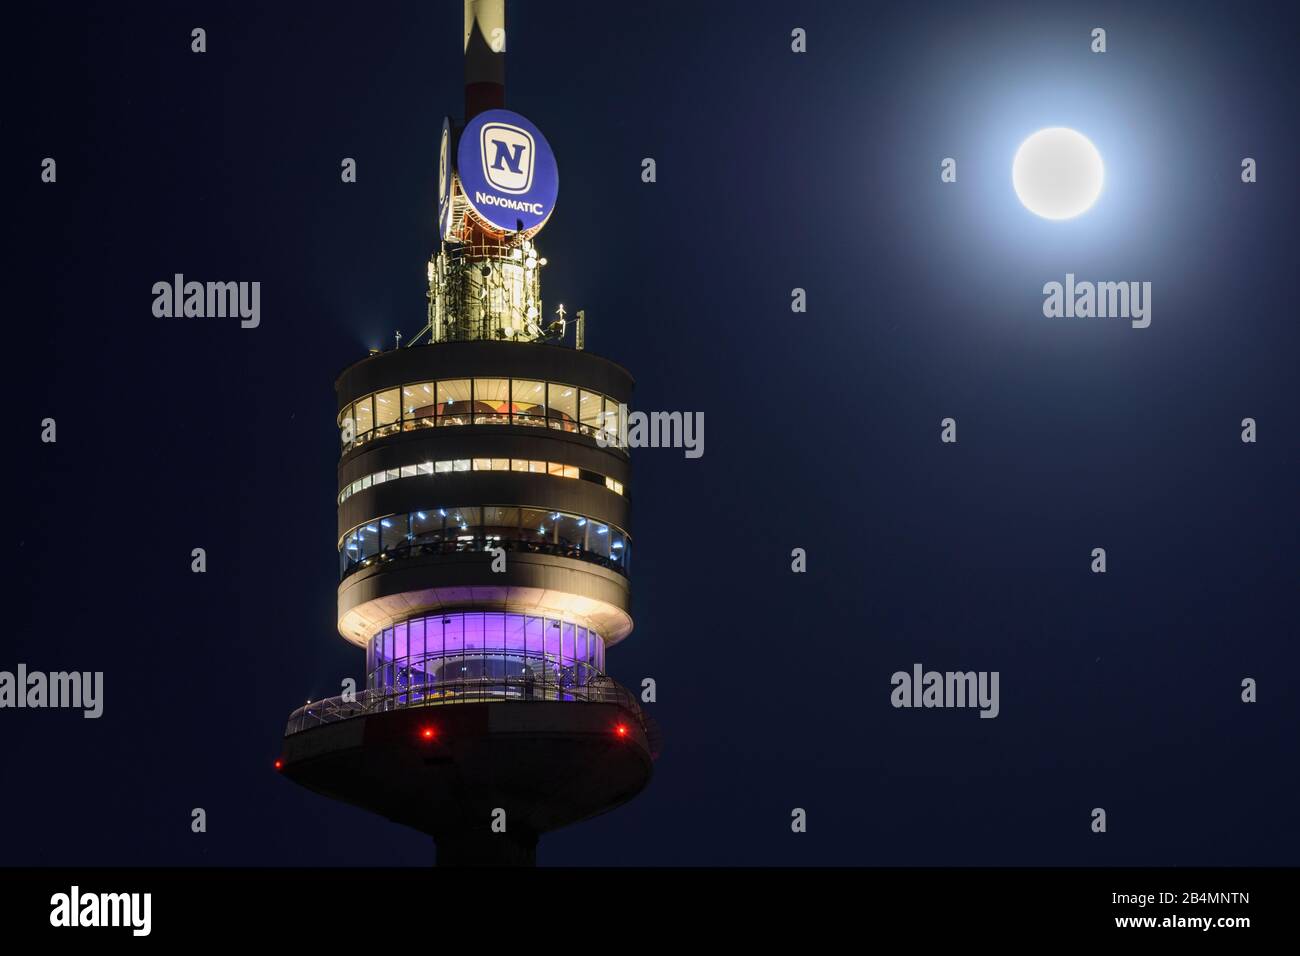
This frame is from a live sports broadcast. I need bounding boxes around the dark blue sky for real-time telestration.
[8,0,1297,865]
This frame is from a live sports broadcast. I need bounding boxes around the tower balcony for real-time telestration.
[284,660,659,760]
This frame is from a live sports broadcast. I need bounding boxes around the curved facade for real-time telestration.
[334,340,636,662]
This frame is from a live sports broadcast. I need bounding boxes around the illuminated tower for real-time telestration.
[278,0,657,866]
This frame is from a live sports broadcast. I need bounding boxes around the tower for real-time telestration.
[278,0,657,866]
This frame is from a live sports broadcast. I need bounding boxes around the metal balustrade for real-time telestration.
[285,667,658,756]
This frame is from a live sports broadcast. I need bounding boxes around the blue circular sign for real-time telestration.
[457,109,559,236]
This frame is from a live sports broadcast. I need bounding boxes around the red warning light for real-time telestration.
[274,758,283,770]
[420,727,436,741]
[615,724,629,738]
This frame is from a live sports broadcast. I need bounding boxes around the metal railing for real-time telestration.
[285,671,657,756]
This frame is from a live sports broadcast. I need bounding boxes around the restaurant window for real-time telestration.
[548,384,578,431]
[353,395,374,436]
[473,378,510,425]
[374,388,400,436]
[403,382,437,425]
[513,379,547,426]
[438,380,471,425]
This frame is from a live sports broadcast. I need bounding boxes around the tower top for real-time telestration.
[464,0,505,120]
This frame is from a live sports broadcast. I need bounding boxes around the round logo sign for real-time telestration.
[457,108,558,236]
[437,117,453,240]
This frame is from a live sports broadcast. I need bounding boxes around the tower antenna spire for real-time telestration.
[464,0,505,119]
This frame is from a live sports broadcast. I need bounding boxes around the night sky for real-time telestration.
[8,0,1298,866]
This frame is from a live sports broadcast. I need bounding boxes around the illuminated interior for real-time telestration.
[366,610,607,700]
[339,457,624,504]
[339,378,622,452]
[339,505,630,578]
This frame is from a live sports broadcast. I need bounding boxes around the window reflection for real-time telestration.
[342,376,624,451]
[514,379,546,426]
[438,379,471,425]
[339,505,630,579]
[367,611,608,701]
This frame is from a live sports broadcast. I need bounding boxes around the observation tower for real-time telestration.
[278,0,657,866]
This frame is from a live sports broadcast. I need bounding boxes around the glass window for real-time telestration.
[417,461,434,475]
[473,378,510,424]
[462,612,484,656]
[425,615,444,659]
[450,507,480,545]
[601,396,622,445]
[438,379,471,425]
[555,513,586,551]
[443,614,464,655]
[589,522,611,558]
[513,379,547,426]
[560,622,575,664]
[403,382,437,423]
[353,394,374,436]
[393,621,409,668]
[482,612,505,652]
[473,458,491,472]
[482,506,518,542]
[609,527,626,565]
[504,614,527,655]
[529,459,546,473]
[379,514,408,552]
[339,404,355,446]
[408,617,425,662]
[545,618,561,660]
[579,390,603,433]
[411,509,443,547]
[357,522,380,559]
[562,465,579,479]
[342,529,362,574]
[525,615,544,659]
[511,459,529,472]
[400,464,417,478]
[435,459,453,474]
[374,388,400,434]
[453,458,471,472]
[521,509,550,545]
[547,462,565,477]
[548,384,578,431]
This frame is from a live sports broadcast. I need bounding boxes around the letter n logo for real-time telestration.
[481,123,534,193]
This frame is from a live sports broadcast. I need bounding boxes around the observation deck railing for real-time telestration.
[284,670,659,757]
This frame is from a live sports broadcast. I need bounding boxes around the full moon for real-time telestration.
[1012,127,1104,220]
